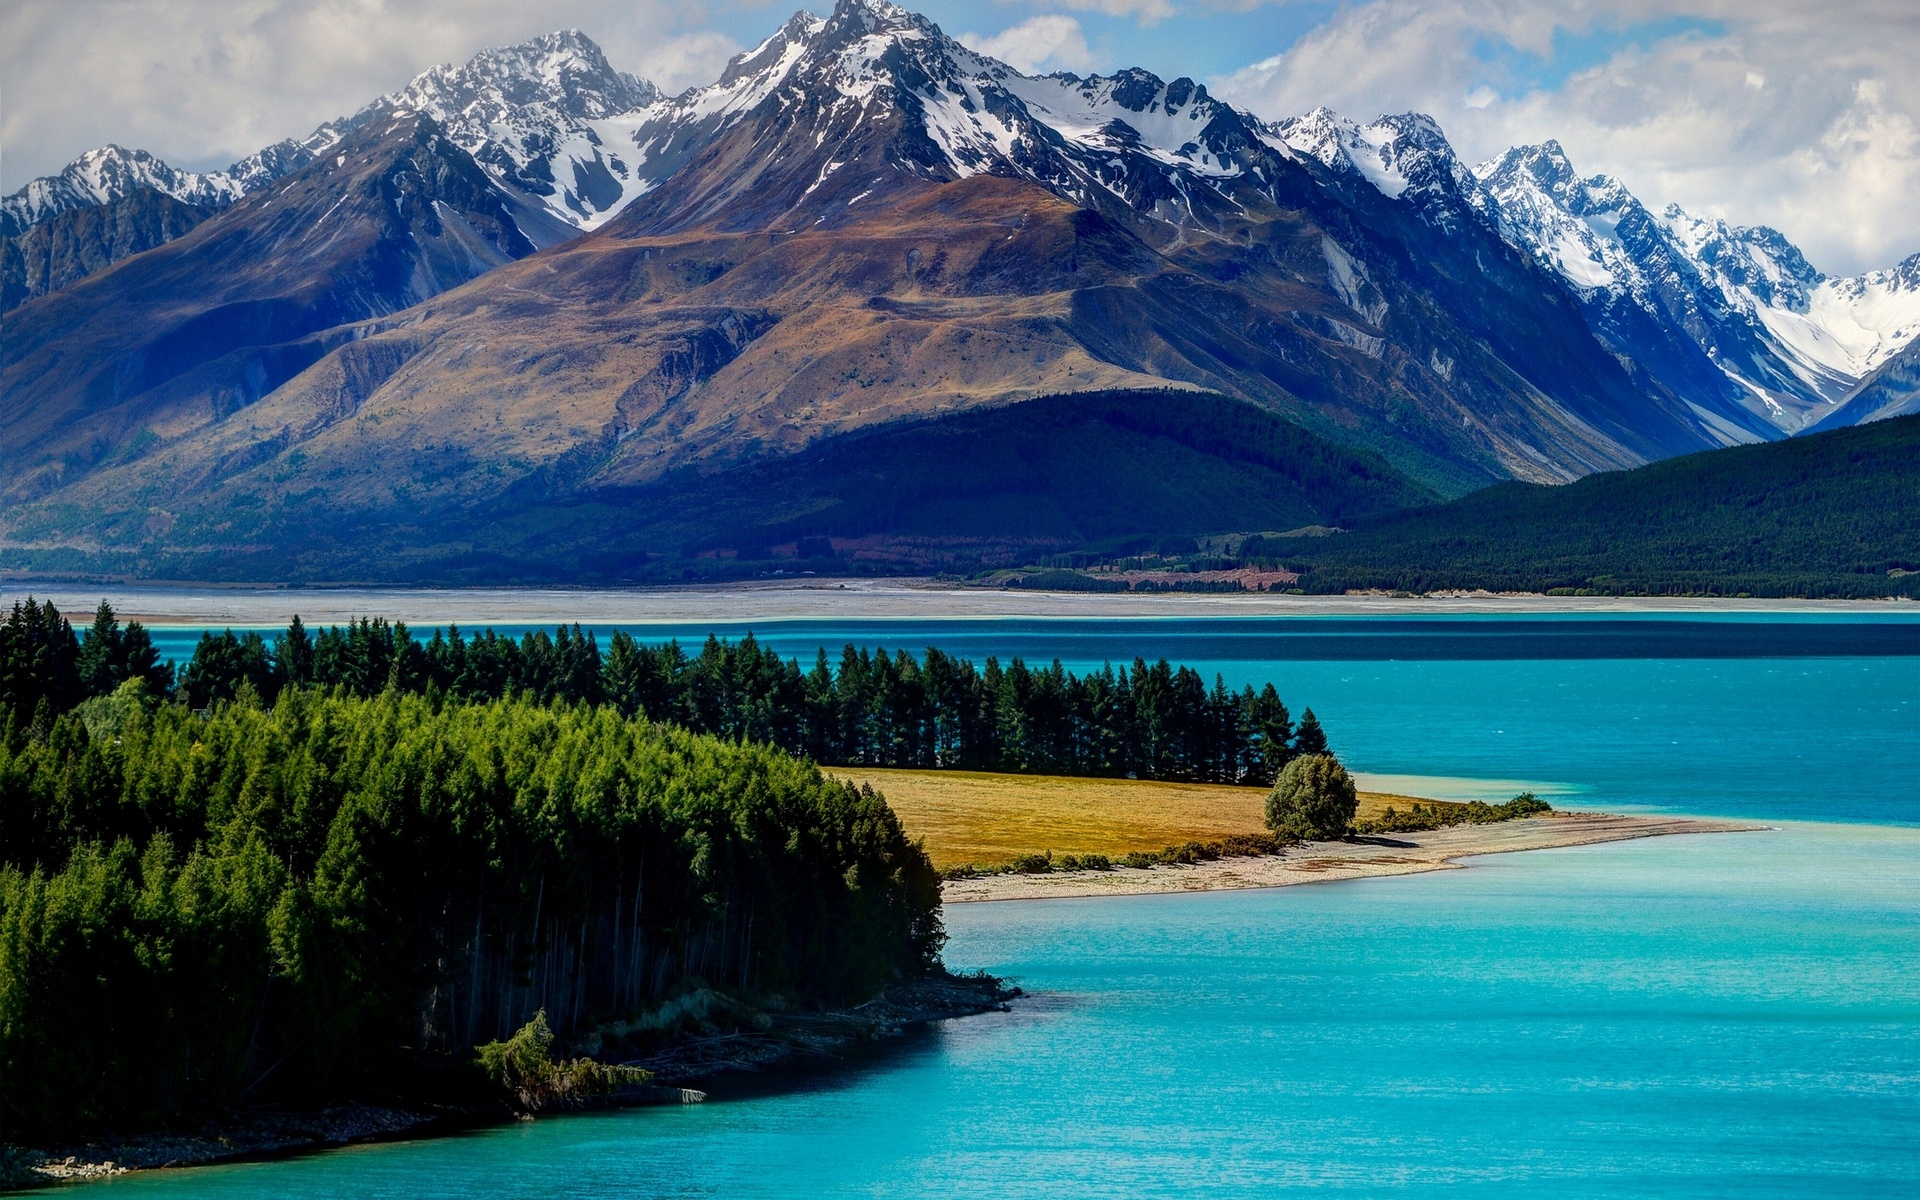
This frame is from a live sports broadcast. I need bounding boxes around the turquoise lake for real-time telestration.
[108,613,1920,1196]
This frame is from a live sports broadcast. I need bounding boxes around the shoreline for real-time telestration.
[940,813,1766,903]
[0,974,1013,1191]
[4,578,1915,627]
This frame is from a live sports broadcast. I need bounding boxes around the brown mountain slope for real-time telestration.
[0,111,549,504]
[21,168,1618,539]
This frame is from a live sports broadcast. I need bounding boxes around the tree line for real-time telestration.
[3,600,1331,787]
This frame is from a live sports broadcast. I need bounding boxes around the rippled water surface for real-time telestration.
[103,613,1919,1197]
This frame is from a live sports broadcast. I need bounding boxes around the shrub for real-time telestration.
[475,1011,651,1112]
[1266,754,1358,840]
[1220,832,1286,857]
[1057,854,1112,872]
[1010,853,1054,874]
[1351,792,1554,835]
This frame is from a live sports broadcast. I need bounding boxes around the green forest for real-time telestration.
[1276,413,1920,597]
[0,599,1330,1142]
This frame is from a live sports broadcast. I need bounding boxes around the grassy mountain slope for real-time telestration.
[1,389,1433,582]
[1276,414,1920,597]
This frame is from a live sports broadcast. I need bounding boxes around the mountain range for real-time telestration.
[2,0,1915,583]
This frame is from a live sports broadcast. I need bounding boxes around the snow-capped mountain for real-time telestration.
[6,0,1836,581]
[3,29,660,244]
[1474,139,1920,431]
[0,145,243,237]
[1276,110,1920,434]
[593,1,1283,235]
[374,30,661,228]
[1267,109,1483,228]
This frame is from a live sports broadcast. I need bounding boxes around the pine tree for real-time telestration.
[0,599,82,721]
[118,623,173,697]
[277,615,315,686]
[1248,683,1294,785]
[1293,708,1328,756]
[75,601,124,698]
[602,631,647,717]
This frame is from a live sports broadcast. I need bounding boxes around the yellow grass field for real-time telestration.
[826,766,1427,868]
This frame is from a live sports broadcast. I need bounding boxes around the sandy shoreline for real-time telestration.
[940,814,1767,903]
[6,578,1913,627]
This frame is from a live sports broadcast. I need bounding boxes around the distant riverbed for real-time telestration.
[14,578,1920,628]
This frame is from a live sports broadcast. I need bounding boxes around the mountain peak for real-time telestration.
[831,0,921,31]
[1270,108,1472,209]
[1477,140,1579,192]
[1,143,244,237]
[397,28,659,122]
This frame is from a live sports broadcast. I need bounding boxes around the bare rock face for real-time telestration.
[1,188,216,313]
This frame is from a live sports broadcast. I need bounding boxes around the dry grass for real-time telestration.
[827,766,1431,869]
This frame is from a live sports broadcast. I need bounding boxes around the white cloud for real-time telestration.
[633,31,745,97]
[1211,0,1920,275]
[961,15,1104,74]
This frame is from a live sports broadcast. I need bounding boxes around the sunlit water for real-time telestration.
[100,614,1919,1196]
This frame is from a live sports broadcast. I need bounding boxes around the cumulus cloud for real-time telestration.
[960,15,1105,74]
[0,0,709,187]
[1211,0,1920,275]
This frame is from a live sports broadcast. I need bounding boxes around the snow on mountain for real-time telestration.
[596,0,1275,229]
[4,30,661,243]
[1267,108,1483,224]
[1474,139,1920,430]
[11,0,1910,439]
[0,145,244,237]
[376,30,661,228]
[223,123,354,193]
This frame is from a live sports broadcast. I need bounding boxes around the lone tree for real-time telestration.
[1265,753,1358,841]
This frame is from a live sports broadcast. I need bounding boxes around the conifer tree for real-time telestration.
[1293,707,1329,756]
[75,601,123,698]
[277,615,314,686]
[0,599,82,720]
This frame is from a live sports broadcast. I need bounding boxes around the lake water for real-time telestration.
[153,614,1919,824]
[100,613,1920,1196]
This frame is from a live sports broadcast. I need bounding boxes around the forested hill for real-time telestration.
[1278,413,1920,598]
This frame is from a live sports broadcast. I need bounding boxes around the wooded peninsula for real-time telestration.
[0,599,1336,1148]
